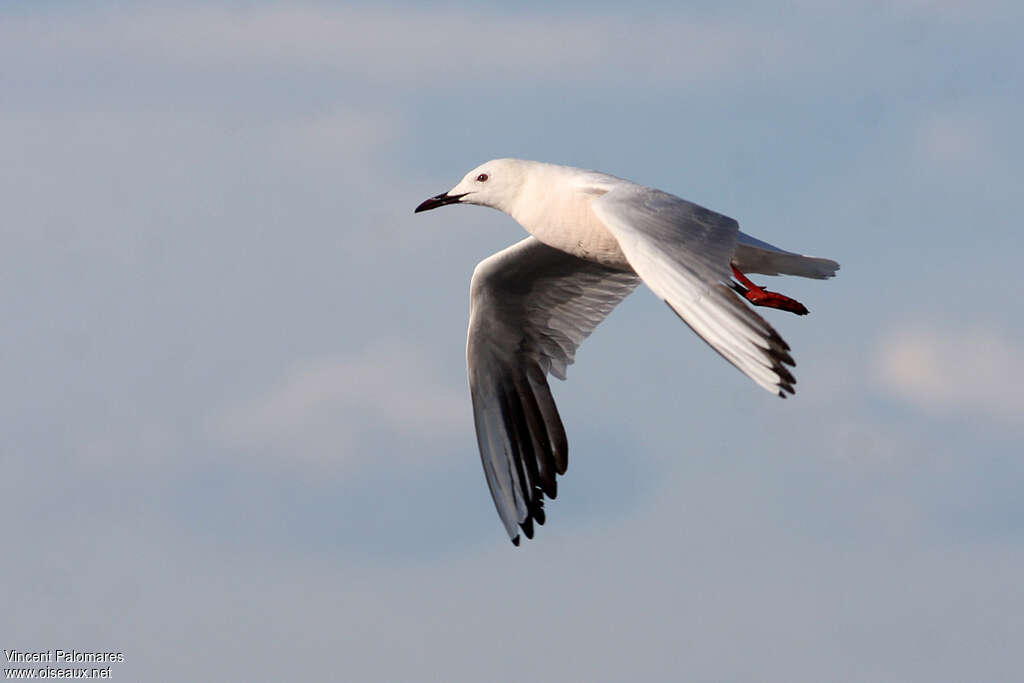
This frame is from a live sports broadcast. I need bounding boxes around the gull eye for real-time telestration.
[476,173,489,182]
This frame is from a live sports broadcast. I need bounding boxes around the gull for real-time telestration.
[415,159,839,545]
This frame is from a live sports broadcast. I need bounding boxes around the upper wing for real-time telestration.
[591,185,797,396]
[467,237,641,544]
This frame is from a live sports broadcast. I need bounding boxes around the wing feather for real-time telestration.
[468,237,640,544]
[591,185,797,396]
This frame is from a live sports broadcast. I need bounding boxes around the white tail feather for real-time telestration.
[733,232,839,279]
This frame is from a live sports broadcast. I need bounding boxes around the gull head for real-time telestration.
[414,159,529,215]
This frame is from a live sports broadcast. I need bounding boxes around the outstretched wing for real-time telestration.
[591,185,797,396]
[467,237,641,545]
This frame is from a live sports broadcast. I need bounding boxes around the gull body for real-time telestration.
[415,158,839,544]
[501,162,628,267]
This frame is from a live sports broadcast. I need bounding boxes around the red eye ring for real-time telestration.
[476,173,489,182]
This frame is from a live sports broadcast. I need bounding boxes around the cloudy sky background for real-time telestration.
[3,1,1023,680]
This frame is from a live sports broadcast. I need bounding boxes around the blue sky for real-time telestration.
[3,1,1023,680]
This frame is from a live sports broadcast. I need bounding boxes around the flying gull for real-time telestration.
[415,159,839,545]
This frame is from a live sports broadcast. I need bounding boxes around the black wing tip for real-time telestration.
[665,294,800,400]
[492,372,568,548]
[510,497,551,545]
[774,361,797,396]
[521,516,535,539]
[504,494,554,547]
[757,311,800,395]
[775,362,797,388]
[553,445,568,475]
[533,504,546,526]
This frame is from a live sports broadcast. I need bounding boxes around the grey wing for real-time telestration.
[467,237,641,545]
[591,184,797,396]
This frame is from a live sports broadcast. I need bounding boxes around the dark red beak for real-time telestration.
[414,192,467,213]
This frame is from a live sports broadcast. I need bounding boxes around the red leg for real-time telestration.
[730,264,809,316]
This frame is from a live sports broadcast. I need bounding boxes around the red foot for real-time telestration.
[731,265,809,316]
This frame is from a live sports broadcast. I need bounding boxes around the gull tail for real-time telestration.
[732,232,839,280]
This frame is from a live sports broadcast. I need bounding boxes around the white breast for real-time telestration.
[509,168,631,269]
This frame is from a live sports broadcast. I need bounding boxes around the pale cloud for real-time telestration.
[875,322,1024,425]
[821,415,927,469]
[0,103,406,260]
[0,105,403,191]
[884,0,1017,19]
[787,0,1015,19]
[215,343,468,466]
[1,5,794,87]
[914,110,994,169]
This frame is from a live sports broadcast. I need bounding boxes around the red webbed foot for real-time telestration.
[731,265,809,316]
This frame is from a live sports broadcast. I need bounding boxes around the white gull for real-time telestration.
[415,158,839,544]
